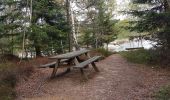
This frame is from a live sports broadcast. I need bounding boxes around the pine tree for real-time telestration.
[129,0,170,65]
[80,0,117,48]
[0,0,69,57]
[0,0,22,55]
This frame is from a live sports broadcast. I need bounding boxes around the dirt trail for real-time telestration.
[16,54,170,100]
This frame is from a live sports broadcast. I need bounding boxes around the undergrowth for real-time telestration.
[119,49,159,65]
[94,48,113,58]
[154,85,170,100]
[0,61,34,100]
[0,63,17,100]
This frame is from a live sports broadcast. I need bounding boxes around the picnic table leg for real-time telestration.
[84,52,91,68]
[74,57,80,65]
[76,56,81,62]
[74,57,88,80]
[91,62,99,72]
[80,68,88,80]
[65,58,75,73]
[51,60,59,78]
[85,52,91,59]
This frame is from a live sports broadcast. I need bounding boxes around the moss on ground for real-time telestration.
[154,85,170,100]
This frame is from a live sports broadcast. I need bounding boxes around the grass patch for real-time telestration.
[95,48,113,57]
[120,49,170,67]
[119,49,152,64]
[154,86,170,100]
[89,48,114,59]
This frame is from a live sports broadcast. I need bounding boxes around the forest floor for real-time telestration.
[16,54,170,100]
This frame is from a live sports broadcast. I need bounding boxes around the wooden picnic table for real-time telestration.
[49,49,90,59]
[40,49,100,79]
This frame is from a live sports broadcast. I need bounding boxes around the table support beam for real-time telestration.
[51,60,59,78]
[80,68,88,80]
[91,62,99,72]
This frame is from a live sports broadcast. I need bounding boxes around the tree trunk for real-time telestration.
[30,0,32,22]
[61,40,64,53]
[95,38,98,48]
[166,0,170,9]
[70,6,80,50]
[66,0,73,52]
[35,45,41,57]
[107,43,109,51]
[20,0,29,62]
[11,30,14,55]
[66,0,80,51]
[164,0,170,11]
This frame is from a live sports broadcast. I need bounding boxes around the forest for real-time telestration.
[0,0,170,100]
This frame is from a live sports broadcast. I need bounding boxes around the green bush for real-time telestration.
[120,49,152,64]
[154,86,170,100]
[95,48,113,57]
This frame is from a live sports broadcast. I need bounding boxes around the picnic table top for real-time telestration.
[49,49,90,59]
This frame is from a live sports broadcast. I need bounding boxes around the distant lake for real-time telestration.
[106,39,156,52]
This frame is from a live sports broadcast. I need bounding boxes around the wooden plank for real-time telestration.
[49,49,90,59]
[73,56,101,68]
[39,62,56,68]
[51,60,59,78]
[85,52,91,59]
[126,47,144,50]
[39,59,68,68]
[91,62,99,72]
[74,57,80,65]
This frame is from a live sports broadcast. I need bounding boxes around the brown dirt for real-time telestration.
[16,54,170,100]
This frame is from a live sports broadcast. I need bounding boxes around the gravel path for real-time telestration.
[16,54,170,100]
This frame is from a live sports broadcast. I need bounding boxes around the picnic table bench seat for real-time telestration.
[39,59,68,68]
[73,56,101,68]
[73,56,101,80]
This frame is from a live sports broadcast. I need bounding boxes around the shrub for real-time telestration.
[94,48,113,58]
[154,86,170,100]
[0,83,15,100]
[0,61,34,100]
[120,49,153,64]
[0,63,17,100]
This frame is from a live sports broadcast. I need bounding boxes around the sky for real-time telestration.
[114,0,131,20]
[72,0,132,21]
